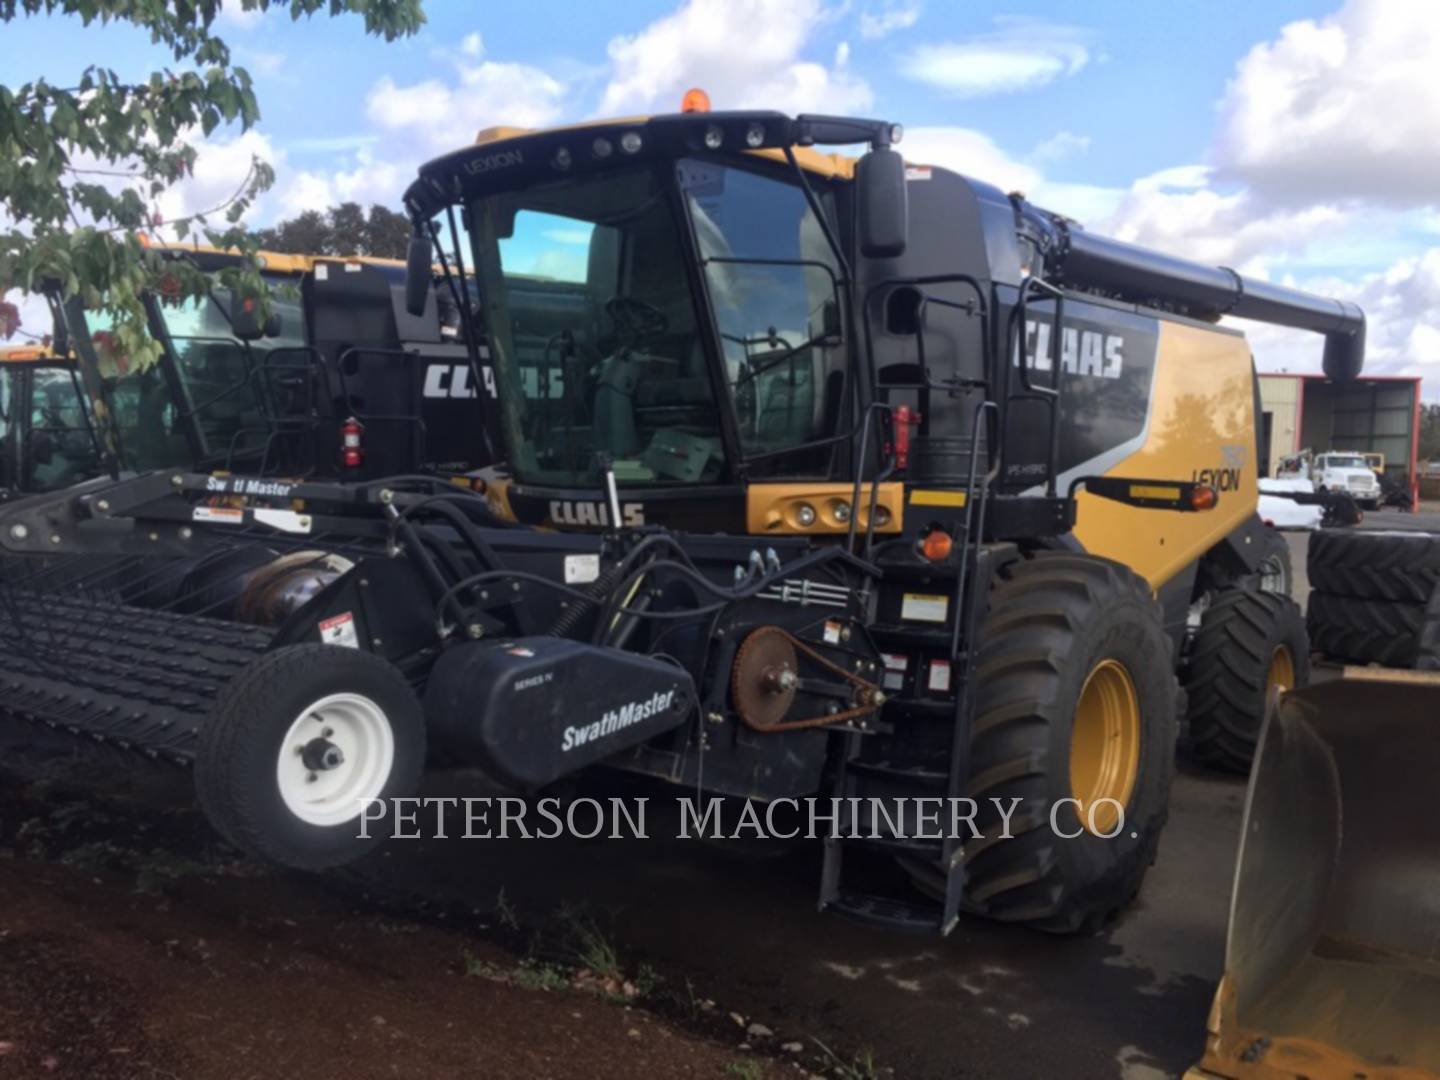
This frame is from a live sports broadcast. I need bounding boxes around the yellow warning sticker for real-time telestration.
[901,593,948,623]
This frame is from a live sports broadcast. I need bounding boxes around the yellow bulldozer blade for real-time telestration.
[1188,671,1440,1080]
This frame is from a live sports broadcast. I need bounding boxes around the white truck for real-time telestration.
[1277,449,1382,509]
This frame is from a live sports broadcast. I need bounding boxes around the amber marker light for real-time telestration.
[921,528,953,562]
[681,87,711,113]
[1190,485,1218,511]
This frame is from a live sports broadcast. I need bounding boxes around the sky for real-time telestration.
[6,0,1440,393]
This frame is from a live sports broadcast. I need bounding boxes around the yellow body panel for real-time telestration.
[746,482,904,535]
[0,347,56,363]
[1073,320,1258,589]
[142,241,404,276]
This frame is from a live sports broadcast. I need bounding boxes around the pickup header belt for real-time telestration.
[0,591,272,765]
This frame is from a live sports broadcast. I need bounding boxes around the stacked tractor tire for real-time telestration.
[1306,530,1440,671]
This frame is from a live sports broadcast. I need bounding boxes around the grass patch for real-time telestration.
[514,959,570,992]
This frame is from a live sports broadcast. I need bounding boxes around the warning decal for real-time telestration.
[318,611,360,649]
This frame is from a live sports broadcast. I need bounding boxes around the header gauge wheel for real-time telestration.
[196,644,426,870]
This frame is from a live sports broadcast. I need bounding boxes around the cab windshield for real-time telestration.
[83,273,305,470]
[1322,455,1367,469]
[466,158,845,488]
[469,165,725,487]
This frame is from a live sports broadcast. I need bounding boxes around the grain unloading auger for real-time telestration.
[0,105,1371,936]
[1187,674,1440,1080]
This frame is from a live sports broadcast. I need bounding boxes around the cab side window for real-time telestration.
[28,367,100,491]
[679,161,845,476]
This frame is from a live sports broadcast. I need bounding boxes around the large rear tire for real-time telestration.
[195,644,426,870]
[1184,590,1309,773]
[959,554,1179,934]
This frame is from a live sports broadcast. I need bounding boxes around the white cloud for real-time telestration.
[217,2,264,30]
[152,130,282,233]
[859,2,921,40]
[367,60,567,156]
[901,127,1041,195]
[1,290,54,345]
[1030,130,1090,163]
[598,0,872,116]
[460,31,484,58]
[1214,0,1440,208]
[278,145,411,215]
[235,48,287,78]
[901,17,1091,97]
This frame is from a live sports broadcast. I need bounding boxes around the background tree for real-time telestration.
[1420,402,1440,464]
[0,0,424,374]
[253,201,413,259]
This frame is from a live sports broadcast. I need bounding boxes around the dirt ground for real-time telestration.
[0,771,809,1080]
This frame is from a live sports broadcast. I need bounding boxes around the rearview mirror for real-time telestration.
[405,231,432,317]
[857,147,908,259]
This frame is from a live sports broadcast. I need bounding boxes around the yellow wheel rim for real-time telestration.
[1070,659,1142,836]
[1267,645,1296,696]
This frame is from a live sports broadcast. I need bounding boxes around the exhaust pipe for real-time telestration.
[1027,209,1366,381]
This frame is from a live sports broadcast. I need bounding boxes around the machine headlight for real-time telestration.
[745,123,765,148]
[795,503,817,527]
[831,500,851,523]
[553,146,572,170]
[620,131,643,154]
[592,137,613,159]
[704,124,724,150]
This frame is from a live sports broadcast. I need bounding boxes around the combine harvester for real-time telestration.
[3,244,490,498]
[0,101,1390,939]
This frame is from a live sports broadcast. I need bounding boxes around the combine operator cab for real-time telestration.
[0,348,102,499]
[50,246,491,482]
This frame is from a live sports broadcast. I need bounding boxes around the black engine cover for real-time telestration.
[424,637,694,788]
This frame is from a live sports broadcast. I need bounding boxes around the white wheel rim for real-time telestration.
[275,692,395,828]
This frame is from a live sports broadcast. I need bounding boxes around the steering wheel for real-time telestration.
[605,296,668,348]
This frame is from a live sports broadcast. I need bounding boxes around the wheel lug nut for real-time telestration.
[306,772,317,783]
[322,727,334,738]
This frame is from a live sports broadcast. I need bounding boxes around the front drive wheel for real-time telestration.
[959,554,1179,934]
[195,644,426,870]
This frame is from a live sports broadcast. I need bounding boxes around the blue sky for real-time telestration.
[6,0,1440,388]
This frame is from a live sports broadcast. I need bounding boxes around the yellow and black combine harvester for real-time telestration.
[4,104,1427,981]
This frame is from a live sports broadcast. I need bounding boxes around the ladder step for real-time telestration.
[846,758,948,785]
[822,890,947,934]
[881,697,957,719]
[869,625,957,649]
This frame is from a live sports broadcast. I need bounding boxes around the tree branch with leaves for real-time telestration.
[0,0,425,372]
